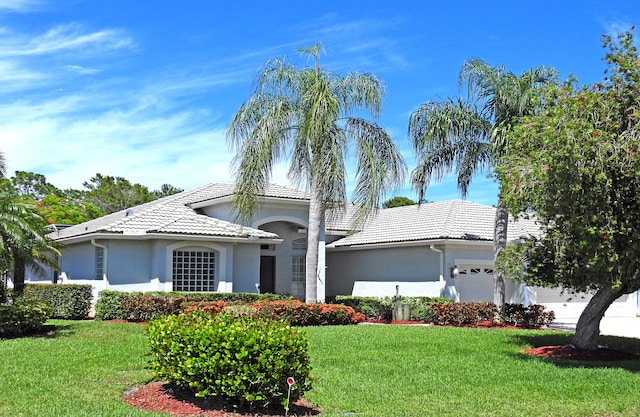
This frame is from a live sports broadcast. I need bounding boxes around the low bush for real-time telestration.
[430,302,498,326]
[332,295,454,322]
[503,303,556,328]
[331,296,393,321]
[146,311,312,410]
[0,281,9,305]
[95,291,292,321]
[22,284,92,319]
[0,301,51,337]
[429,302,555,328]
[252,299,365,326]
[182,301,229,315]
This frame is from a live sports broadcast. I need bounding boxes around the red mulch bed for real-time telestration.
[523,345,639,361]
[123,382,320,417]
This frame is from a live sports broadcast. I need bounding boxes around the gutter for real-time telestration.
[429,244,445,297]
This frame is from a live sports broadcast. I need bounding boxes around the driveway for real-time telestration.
[551,316,640,339]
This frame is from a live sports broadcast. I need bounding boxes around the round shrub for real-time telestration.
[146,311,312,410]
[0,301,51,337]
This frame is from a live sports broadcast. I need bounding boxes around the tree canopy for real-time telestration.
[382,196,417,208]
[228,44,405,303]
[408,58,557,309]
[496,30,640,350]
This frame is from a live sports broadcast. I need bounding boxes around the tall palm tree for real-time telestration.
[408,59,557,310]
[227,44,406,304]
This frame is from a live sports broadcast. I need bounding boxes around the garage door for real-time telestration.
[456,267,495,302]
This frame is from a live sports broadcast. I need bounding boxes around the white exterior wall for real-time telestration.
[232,243,261,293]
[326,246,442,298]
[59,242,97,280]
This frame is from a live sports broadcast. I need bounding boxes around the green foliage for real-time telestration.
[429,302,554,328]
[382,196,417,208]
[21,284,92,319]
[496,30,640,297]
[251,299,364,326]
[146,311,312,410]
[503,303,555,328]
[0,280,8,304]
[152,183,184,199]
[10,170,60,200]
[332,295,454,322]
[332,295,393,321]
[94,290,292,321]
[0,181,62,291]
[430,301,498,326]
[0,301,50,337]
[93,290,127,320]
[82,173,155,214]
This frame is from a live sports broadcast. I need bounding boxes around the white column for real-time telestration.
[316,217,326,303]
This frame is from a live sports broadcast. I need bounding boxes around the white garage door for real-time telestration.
[456,267,495,302]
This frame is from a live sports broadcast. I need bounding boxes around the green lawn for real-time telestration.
[1,321,640,416]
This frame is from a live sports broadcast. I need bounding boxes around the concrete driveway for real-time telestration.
[551,316,640,339]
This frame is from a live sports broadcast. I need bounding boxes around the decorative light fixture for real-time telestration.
[450,265,459,279]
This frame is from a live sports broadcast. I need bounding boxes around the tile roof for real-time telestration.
[327,200,540,248]
[50,183,307,242]
[50,182,541,248]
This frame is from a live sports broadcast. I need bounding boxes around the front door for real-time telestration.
[259,256,276,294]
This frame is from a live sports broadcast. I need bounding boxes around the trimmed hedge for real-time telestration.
[429,302,555,328]
[22,284,92,319]
[94,291,292,321]
[430,301,498,326]
[331,296,393,321]
[250,299,365,326]
[146,311,312,410]
[332,295,454,322]
[0,302,51,337]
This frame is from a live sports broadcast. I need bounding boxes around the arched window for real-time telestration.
[172,247,216,292]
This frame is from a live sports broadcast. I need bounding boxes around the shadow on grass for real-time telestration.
[509,331,640,372]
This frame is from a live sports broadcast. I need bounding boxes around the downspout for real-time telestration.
[429,245,444,297]
[90,239,109,290]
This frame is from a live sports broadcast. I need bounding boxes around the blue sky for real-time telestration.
[0,0,636,205]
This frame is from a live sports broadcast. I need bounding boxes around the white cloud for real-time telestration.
[0,0,41,13]
[64,64,100,75]
[0,23,134,57]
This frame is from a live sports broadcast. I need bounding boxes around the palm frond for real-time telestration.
[408,98,491,199]
[346,117,406,223]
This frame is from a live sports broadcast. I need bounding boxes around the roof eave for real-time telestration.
[52,231,282,245]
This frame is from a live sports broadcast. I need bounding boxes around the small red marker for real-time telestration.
[287,377,295,386]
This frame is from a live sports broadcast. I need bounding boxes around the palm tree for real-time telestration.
[408,58,557,311]
[0,180,61,294]
[227,44,406,304]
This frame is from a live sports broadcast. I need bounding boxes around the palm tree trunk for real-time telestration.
[305,182,322,304]
[13,259,26,297]
[493,203,508,313]
[572,286,623,350]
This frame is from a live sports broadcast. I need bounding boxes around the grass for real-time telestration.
[1,321,640,416]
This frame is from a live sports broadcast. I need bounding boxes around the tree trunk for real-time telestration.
[572,286,624,350]
[13,259,25,297]
[305,183,322,304]
[493,203,509,312]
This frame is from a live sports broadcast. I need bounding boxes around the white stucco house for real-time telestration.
[38,182,636,319]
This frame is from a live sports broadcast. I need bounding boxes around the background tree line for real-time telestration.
[4,170,183,224]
